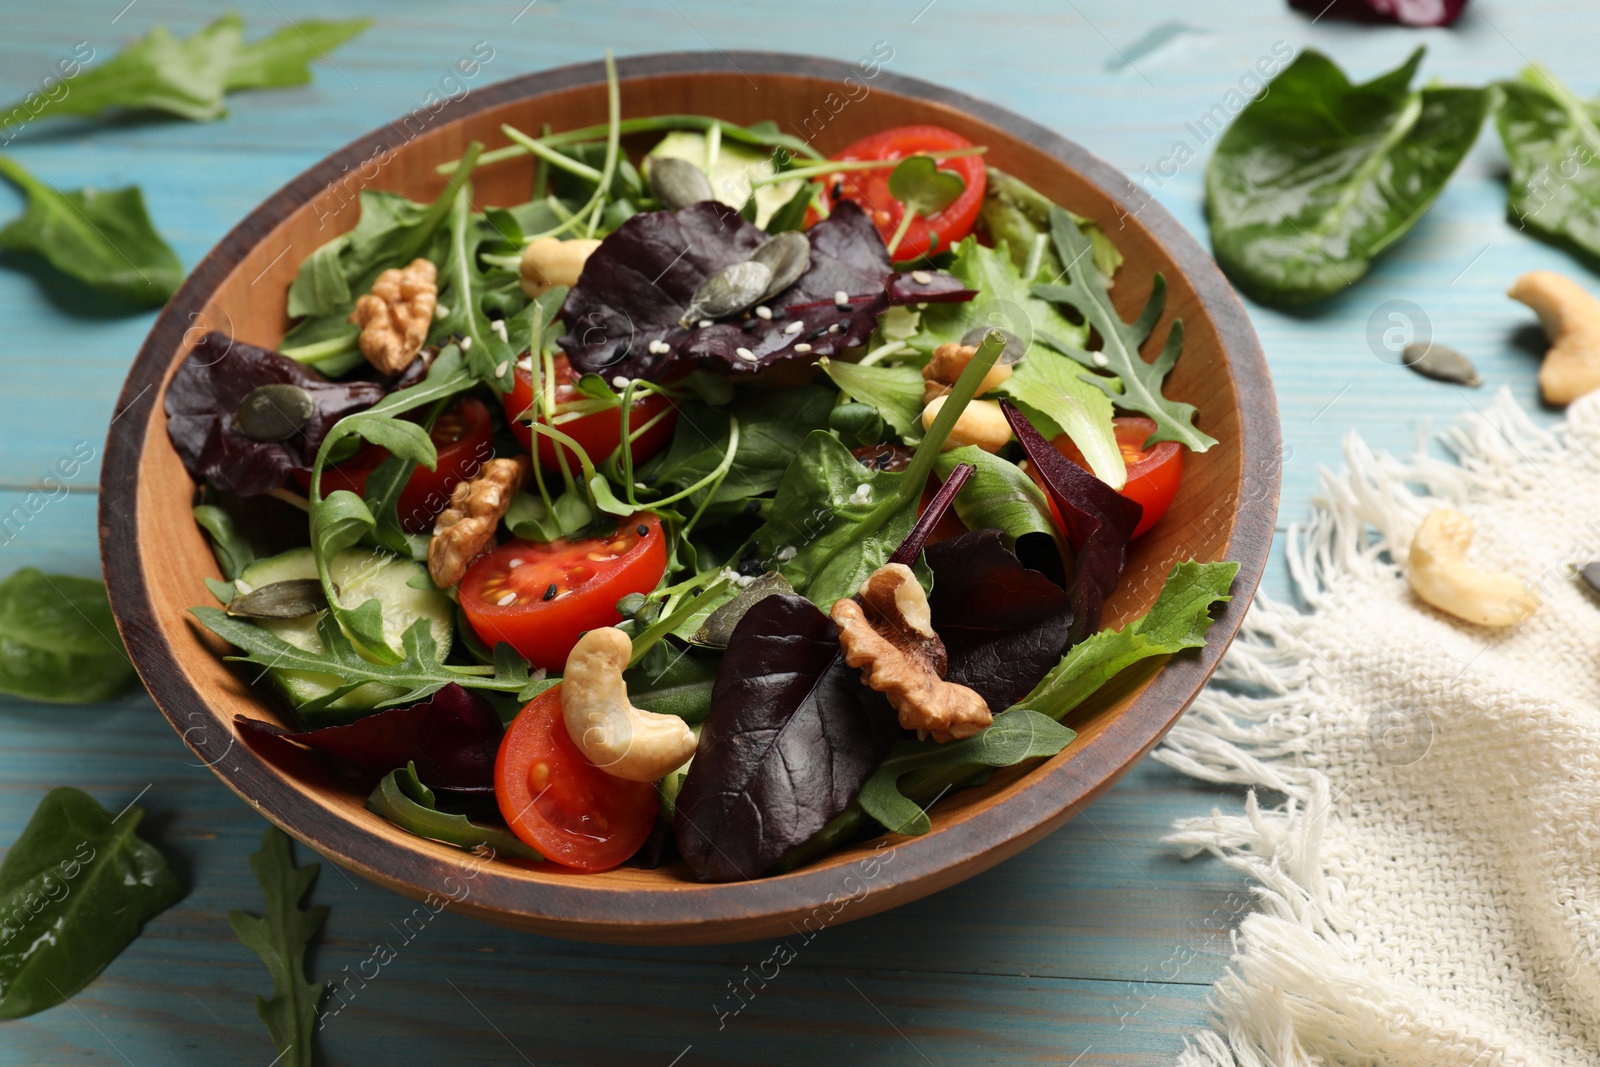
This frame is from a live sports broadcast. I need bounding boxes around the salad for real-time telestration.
[172,58,1238,881]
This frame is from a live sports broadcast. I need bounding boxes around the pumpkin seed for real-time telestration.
[750,231,810,302]
[680,260,773,328]
[961,326,1028,366]
[1402,342,1481,387]
[234,383,315,441]
[692,572,795,648]
[648,156,714,211]
[226,579,328,619]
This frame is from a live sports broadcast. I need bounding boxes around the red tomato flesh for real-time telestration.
[812,125,987,261]
[459,514,668,672]
[505,354,677,471]
[495,686,659,871]
[298,396,493,533]
[1037,416,1184,539]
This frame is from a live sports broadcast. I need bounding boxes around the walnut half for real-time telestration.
[427,456,529,588]
[351,258,438,374]
[831,563,992,743]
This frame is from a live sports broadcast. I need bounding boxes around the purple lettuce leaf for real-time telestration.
[1288,0,1466,25]
[673,592,897,882]
[1003,401,1142,641]
[559,200,971,381]
[924,529,1074,711]
[234,683,503,793]
[164,331,386,496]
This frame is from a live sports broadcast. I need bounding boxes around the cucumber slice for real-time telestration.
[234,547,453,717]
[645,132,802,229]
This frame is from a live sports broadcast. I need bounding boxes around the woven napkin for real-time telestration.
[1158,391,1600,1066]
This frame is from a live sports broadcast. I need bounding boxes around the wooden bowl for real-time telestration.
[100,53,1278,945]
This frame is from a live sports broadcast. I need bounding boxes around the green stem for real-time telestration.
[885,206,919,258]
[626,580,730,667]
[748,147,987,189]
[500,124,604,183]
[524,52,622,243]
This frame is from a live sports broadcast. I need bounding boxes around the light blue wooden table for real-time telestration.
[0,1,1588,1062]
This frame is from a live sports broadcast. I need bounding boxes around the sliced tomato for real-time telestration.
[811,125,987,261]
[1039,416,1184,539]
[297,396,493,533]
[495,686,659,871]
[458,514,668,672]
[505,354,677,471]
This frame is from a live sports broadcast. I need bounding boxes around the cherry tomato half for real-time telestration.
[495,686,659,871]
[1039,416,1185,539]
[297,396,494,533]
[505,354,678,471]
[812,125,987,261]
[459,514,668,672]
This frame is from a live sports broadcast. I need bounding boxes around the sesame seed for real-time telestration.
[490,318,510,342]
[496,592,516,607]
[436,304,451,317]
[916,302,929,310]
[516,357,533,370]
[637,524,649,536]
[1092,352,1109,368]
[770,307,786,320]
[793,343,812,354]
[741,319,759,332]
[807,326,827,341]
[835,301,852,313]
[785,320,804,335]
[459,336,473,351]
[912,270,932,284]
[612,375,630,388]
[494,360,509,378]
[648,339,670,355]
[507,558,523,568]
[828,323,842,334]
[833,290,849,305]
[698,319,713,329]
[543,583,558,601]
[755,306,772,320]
[736,347,759,362]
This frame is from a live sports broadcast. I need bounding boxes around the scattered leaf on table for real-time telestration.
[0,569,136,704]
[1494,63,1600,268]
[229,827,327,1067]
[0,156,181,306]
[0,787,183,1019]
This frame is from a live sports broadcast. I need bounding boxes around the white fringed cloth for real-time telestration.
[1158,391,1600,1066]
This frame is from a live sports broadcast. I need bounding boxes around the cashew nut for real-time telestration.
[520,237,602,298]
[922,341,1012,403]
[921,395,1012,453]
[560,627,697,782]
[1407,508,1539,627]
[1508,270,1600,405]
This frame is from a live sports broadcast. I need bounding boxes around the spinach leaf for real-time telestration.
[653,385,834,507]
[0,157,181,307]
[229,827,327,1067]
[193,609,542,713]
[626,649,720,723]
[819,358,925,441]
[1205,47,1487,306]
[1033,206,1218,451]
[857,709,1075,836]
[924,529,1074,711]
[0,787,182,1019]
[979,167,1122,286]
[1495,64,1600,266]
[0,569,136,704]
[0,14,368,125]
[995,348,1124,488]
[368,763,540,860]
[912,235,1087,356]
[933,446,1059,552]
[672,592,898,881]
[1017,560,1237,719]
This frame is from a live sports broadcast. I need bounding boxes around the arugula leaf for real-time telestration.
[0,156,181,306]
[1205,47,1487,306]
[995,348,1124,489]
[0,569,136,704]
[368,763,540,860]
[229,827,327,1067]
[1018,560,1238,719]
[1495,64,1600,266]
[858,710,1076,836]
[0,787,182,1019]
[913,235,1087,355]
[193,608,539,712]
[1033,206,1217,451]
[0,14,368,125]
[431,171,518,389]
[818,358,925,441]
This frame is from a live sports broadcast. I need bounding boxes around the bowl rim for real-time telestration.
[100,50,1279,939]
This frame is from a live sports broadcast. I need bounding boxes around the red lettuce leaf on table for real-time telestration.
[235,683,503,793]
[1003,401,1141,642]
[559,200,972,381]
[924,529,1074,711]
[1288,0,1466,25]
[164,331,386,496]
